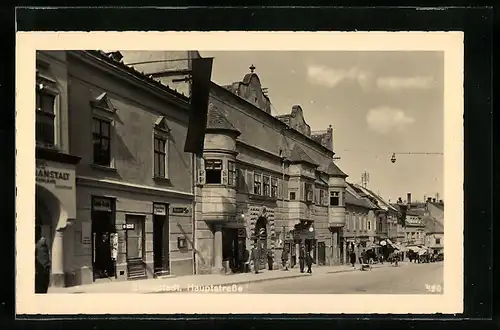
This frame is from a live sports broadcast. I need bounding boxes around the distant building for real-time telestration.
[422,216,444,254]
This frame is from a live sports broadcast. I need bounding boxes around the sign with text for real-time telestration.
[81,222,91,245]
[93,197,113,212]
[36,163,73,188]
[171,207,190,214]
[238,228,246,238]
[153,204,167,216]
[122,223,135,230]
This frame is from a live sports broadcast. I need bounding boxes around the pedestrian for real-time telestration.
[281,246,289,271]
[299,245,305,273]
[349,250,356,267]
[250,246,260,274]
[35,236,51,294]
[267,250,273,271]
[306,251,314,274]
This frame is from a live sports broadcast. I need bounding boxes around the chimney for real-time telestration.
[407,193,412,206]
[326,125,333,151]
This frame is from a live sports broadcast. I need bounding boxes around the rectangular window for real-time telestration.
[345,213,350,230]
[36,89,56,147]
[271,177,278,198]
[319,189,324,205]
[205,159,222,184]
[93,117,111,166]
[153,136,167,178]
[305,183,313,202]
[436,238,441,245]
[330,191,340,206]
[254,173,262,195]
[368,221,371,230]
[263,175,270,196]
[289,191,296,200]
[228,161,236,186]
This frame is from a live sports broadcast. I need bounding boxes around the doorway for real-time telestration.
[153,203,169,275]
[318,241,326,265]
[125,214,146,278]
[222,228,246,273]
[91,197,116,280]
[254,217,268,270]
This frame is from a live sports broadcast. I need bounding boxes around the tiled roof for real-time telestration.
[422,216,444,233]
[289,144,318,166]
[84,50,190,103]
[206,104,240,135]
[323,161,348,177]
[345,190,376,209]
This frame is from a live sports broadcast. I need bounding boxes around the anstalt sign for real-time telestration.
[36,163,72,186]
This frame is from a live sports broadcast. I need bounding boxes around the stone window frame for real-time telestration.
[253,172,262,195]
[270,177,278,199]
[36,61,61,149]
[262,175,270,197]
[205,159,223,185]
[289,191,296,201]
[152,116,172,181]
[90,92,118,172]
[329,191,340,206]
[227,160,236,187]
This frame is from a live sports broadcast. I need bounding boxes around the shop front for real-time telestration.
[35,151,80,288]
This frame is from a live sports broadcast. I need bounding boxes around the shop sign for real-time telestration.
[81,222,91,245]
[92,197,113,212]
[153,204,167,216]
[36,163,72,187]
[122,223,135,230]
[172,207,189,214]
[238,228,246,238]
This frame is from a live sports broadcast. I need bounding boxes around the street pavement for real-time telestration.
[241,262,444,294]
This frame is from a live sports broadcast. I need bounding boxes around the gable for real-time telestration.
[90,92,117,114]
[154,116,171,133]
[289,105,311,137]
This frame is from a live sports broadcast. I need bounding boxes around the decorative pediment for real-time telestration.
[154,116,171,133]
[90,92,117,114]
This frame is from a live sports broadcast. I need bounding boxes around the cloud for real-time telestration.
[307,65,371,89]
[376,76,434,90]
[366,106,415,134]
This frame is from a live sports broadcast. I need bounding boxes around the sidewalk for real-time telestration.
[48,262,394,294]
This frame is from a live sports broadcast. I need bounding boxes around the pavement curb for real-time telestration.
[149,273,311,293]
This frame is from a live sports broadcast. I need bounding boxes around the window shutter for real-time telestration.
[300,182,305,201]
[197,169,205,185]
[238,169,245,191]
[324,190,329,206]
[222,169,228,185]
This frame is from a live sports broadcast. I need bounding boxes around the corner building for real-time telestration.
[35,50,196,288]
[197,68,348,273]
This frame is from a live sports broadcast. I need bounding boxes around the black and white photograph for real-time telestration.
[16,32,464,314]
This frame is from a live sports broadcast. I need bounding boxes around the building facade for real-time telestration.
[111,51,349,273]
[35,50,196,288]
[342,183,378,263]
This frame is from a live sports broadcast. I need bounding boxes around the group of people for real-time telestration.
[246,244,315,274]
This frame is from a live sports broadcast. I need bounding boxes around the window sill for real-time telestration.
[153,176,172,185]
[249,194,278,202]
[91,164,117,173]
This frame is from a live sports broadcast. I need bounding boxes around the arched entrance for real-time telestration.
[254,217,268,270]
[35,184,67,287]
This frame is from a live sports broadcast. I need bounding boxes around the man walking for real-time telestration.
[306,251,314,274]
[267,250,273,271]
[281,246,289,271]
[250,246,260,274]
[299,245,306,273]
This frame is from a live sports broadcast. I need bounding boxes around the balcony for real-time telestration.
[202,186,237,222]
[328,206,345,227]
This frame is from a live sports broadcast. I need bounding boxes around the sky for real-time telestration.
[200,51,444,203]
